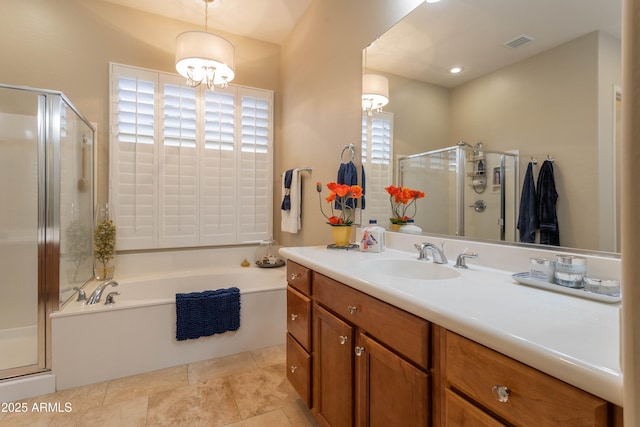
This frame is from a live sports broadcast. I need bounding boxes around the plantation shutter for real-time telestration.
[200,89,236,245]
[110,65,157,250]
[361,112,394,225]
[238,89,273,242]
[159,77,199,247]
[110,64,273,249]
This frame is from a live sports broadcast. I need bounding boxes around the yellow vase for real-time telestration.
[331,225,352,247]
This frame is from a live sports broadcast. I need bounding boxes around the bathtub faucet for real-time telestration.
[87,279,119,305]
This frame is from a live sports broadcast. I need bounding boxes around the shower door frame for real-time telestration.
[397,145,519,242]
[0,84,95,380]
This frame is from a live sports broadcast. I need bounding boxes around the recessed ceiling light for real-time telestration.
[449,66,464,74]
[426,0,441,3]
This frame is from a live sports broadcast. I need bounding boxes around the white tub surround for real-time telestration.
[51,247,287,390]
[280,233,622,406]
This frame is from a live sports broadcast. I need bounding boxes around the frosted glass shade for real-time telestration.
[362,73,389,111]
[175,31,235,88]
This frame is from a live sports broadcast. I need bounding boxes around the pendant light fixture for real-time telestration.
[175,0,235,90]
[362,48,389,116]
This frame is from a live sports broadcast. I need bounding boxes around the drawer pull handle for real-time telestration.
[339,335,348,345]
[354,346,365,356]
[290,313,298,321]
[290,365,298,373]
[492,385,510,403]
[348,305,358,314]
[290,273,300,281]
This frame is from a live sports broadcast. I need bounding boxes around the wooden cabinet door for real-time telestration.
[313,305,354,427]
[287,333,312,407]
[355,333,430,427]
[287,286,311,350]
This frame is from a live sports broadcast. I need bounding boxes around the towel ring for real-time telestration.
[340,144,355,163]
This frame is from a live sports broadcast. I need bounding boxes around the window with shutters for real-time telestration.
[361,112,394,225]
[110,63,273,250]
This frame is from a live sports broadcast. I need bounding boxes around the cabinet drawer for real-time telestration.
[314,272,429,369]
[287,261,311,295]
[287,286,311,351]
[445,389,506,427]
[444,331,609,427]
[287,333,312,407]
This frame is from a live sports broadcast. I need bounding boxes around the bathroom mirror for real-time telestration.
[363,0,622,253]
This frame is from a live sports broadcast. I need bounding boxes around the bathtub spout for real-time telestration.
[87,280,119,305]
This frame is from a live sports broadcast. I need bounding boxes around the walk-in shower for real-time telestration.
[0,84,94,381]
[398,143,519,242]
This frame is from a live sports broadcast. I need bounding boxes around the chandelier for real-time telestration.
[362,74,389,116]
[362,49,389,116]
[175,0,235,90]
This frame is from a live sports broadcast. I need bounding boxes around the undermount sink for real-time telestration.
[358,259,461,281]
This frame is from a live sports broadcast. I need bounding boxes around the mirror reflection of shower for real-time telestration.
[398,142,519,242]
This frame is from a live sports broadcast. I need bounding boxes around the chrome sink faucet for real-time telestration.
[414,242,448,264]
[454,250,478,269]
[86,279,119,305]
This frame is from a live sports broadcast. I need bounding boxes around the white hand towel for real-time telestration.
[281,168,301,233]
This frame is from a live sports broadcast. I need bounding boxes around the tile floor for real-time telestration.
[0,345,319,427]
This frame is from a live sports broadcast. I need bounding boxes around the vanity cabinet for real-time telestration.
[285,259,623,427]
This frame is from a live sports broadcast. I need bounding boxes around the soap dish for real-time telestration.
[512,272,621,304]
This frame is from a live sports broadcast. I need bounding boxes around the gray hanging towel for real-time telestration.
[537,160,559,246]
[517,162,538,243]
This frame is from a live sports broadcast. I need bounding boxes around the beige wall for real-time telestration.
[0,0,280,204]
[386,74,451,158]
[277,0,423,246]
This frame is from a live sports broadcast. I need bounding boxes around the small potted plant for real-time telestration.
[317,182,363,246]
[94,206,116,280]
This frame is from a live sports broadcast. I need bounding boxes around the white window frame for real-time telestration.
[109,63,273,250]
[361,111,394,225]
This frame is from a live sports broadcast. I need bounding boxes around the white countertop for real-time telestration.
[280,245,622,406]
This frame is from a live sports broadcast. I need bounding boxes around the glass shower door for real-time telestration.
[0,89,41,375]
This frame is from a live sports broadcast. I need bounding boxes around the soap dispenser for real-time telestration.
[360,220,385,252]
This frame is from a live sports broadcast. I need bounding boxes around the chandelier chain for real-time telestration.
[204,0,209,33]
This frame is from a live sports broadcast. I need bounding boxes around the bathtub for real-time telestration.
[50,265,286,390]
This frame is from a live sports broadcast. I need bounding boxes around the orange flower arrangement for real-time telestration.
[385,185,425,224]
[317,182,363,225]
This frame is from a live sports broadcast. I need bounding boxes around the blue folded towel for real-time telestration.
[281,169,293,211]
[175,287,241,341]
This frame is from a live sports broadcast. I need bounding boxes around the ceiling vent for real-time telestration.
[503,34,535,49]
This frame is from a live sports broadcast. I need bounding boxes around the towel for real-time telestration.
[281,168,301,233]
[537,160,560,246]
[336,161,358,209]
[176,287,240,341]
[280,169,293,210]
[517,162,538,243]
